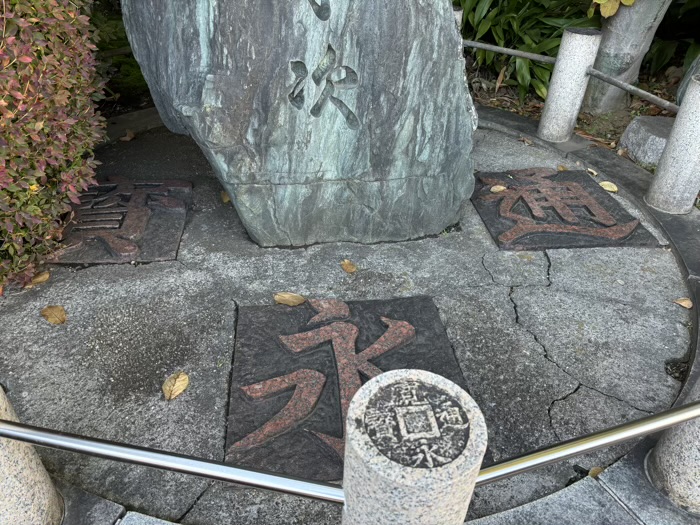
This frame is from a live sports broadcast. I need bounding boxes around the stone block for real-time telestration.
[121,0,476,246]
[620,116,675,169]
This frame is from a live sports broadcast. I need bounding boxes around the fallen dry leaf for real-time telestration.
[587,168,599,177]
[518,137,533,146]
[41,305,66,325]
[341,259,358,274]
[274,292,306,307]
[26,271,50,289]
[557,165,567,172]
[599,181,619,193]
[674,298,694,309]
[221,191,231,204]
[617,148,628,158]
[162,372,190,401]
[588,466,604,478]
[119,129,136,142]
[490,185,507,194]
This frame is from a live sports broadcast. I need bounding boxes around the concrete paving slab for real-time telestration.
[57,479,125,525]
[599,442,700,525]
[482,251,550,287]
[470,477,639,525]
[512,286,688,412]
[119,512,174,525]
[181,483,342,525]
[0,263,235,520]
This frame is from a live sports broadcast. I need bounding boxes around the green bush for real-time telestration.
[0,0,104,288]
[454,0,598,100]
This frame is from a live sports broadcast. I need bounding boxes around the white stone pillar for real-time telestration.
[648,380,700,514]
[342,370,488,525]
[537,29,602,143]
[0,387,64,525]
[645,75,700,214]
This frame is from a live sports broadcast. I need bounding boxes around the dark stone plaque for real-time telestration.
[471,168,656,250]
[226,296,466,481]
[365,381,470,469]
[52,179,192,264]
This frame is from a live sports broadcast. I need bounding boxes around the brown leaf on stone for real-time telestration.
[588,466,605,478]
[490,185,507,194]
[274,292,306,307]
[599,181,618,193]
[674,298,694,309]
[557,165,567,172]
[518,137,534,146]
[341,259,358,274]
[221,191,231,204]
[119,129,136,142]
[162,372,190,400]
[26,271,50,289]
[41,305,66,325]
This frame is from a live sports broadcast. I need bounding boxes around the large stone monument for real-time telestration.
[121,0,477,246]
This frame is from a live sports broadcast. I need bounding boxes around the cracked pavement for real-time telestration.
[0,127,692,524]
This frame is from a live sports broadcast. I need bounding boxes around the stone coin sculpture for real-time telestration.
[121,0,477,246]
[342,370,488,525]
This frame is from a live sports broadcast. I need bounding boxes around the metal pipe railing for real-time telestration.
[1,401,699,504]
[463,40,556,64]
[462,40,679,114]
[587,67,680,113]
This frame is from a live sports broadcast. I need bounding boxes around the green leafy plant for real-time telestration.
[1,0,104,289]
[454,0,598,101]
[644,0,700,75]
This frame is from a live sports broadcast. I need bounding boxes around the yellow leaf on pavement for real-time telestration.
[41,305,66,325]
[162,372,190,400]
[674,298,693,309]
[621,0,635,5]
[221,191,231,204]
[557,165,567,172]
[599,181,618,193]
[589,467,605,478]
[490,185,507,193]
[274,292,306,307]
[29,271,50,287]
[341,259,358,274]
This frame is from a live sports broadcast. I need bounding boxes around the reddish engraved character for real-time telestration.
[229,300,416,459]
[228,369,326,452]
[53,179,190,262]
[479,169,639,244]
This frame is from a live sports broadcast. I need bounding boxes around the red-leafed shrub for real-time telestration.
[1,0,104,289]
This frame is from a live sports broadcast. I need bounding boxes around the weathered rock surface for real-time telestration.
[121,0,476,246]
[620,116,674,169]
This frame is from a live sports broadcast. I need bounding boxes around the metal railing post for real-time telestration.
[341,370,488,525]
[537,29,602,143]
[0,387,64,525]
[648,378,700,514]
[645,75,700,214]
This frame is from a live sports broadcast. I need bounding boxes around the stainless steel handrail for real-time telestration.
[1,401,699,504]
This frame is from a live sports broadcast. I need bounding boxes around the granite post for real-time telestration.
[645,75,700,215]
[0,387,64,525]
[537,29,602,143]
[341,370,488,525]
[648,379,700,514]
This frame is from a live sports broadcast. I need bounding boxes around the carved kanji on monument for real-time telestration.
[226,296,466,480]
[472,168,656,250]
